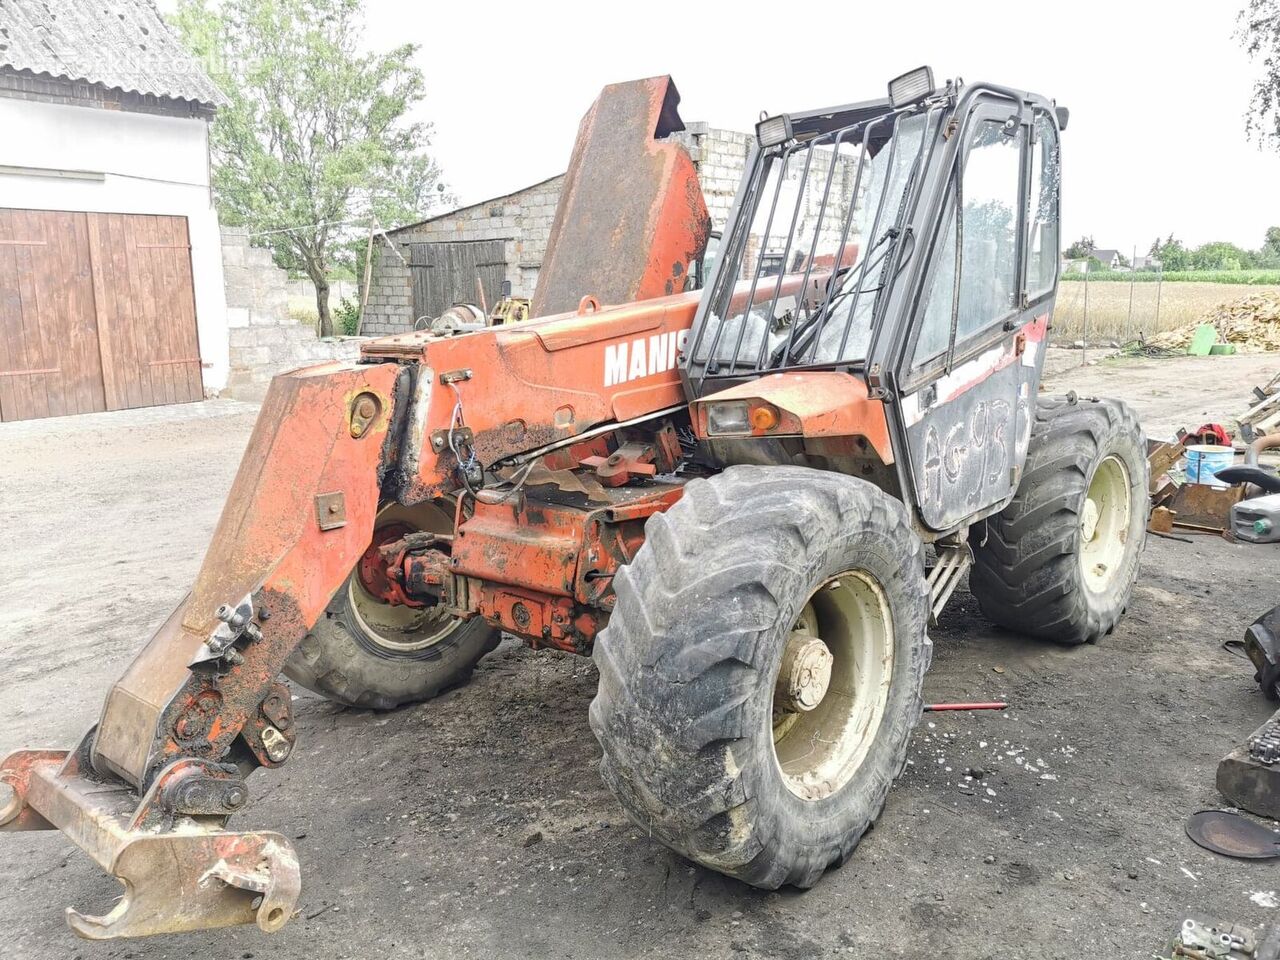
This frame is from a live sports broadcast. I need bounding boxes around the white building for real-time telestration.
[0,0,228,421]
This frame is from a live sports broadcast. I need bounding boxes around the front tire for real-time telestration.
[968,395,1148,645]
[285,501,500,709]
[589,465,931,889]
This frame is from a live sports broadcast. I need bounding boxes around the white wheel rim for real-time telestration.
[772,570,895,801]
[348,501,462,653]
[1080,455,1132,594]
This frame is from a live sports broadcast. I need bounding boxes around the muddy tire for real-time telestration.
[284,502,500,709]
[968,395,1147,645]
[589,465,931,889]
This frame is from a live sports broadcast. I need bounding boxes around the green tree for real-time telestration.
[1241,1,1280,145]
[1063,236,1095,259]
[172,0,445,335]
[1260,225,1280,267]
[1190,240,1254,270]
[1150,234,1190,271]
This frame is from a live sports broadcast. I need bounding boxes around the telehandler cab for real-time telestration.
[1,69,1147,939]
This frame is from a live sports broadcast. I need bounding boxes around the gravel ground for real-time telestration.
[1,352,1279,959]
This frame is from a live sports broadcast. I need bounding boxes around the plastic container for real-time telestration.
[1185,444,1234,486]
[1233,493,1280,543]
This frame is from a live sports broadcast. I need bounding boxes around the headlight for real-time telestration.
[706,401,751,436]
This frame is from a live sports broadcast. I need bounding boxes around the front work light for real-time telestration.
[706,401,751,436]
[755,113,793,148]
[888,66,935,109]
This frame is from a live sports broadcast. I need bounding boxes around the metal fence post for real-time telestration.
[1154,264,1163,330]
[1125,244,1136,344]
[1082,261,1089,366]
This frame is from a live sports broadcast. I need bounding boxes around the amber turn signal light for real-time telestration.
[749,404,780,432]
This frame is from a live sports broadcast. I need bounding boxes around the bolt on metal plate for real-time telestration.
[314,492,346,531]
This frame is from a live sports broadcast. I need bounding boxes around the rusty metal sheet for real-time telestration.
[1170,482,1246,532]
[531,76,711,317]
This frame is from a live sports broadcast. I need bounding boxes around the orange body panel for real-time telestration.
[690,370,895,465]
[92,362,400,787]
[363,274,829,503]
[531,76,711,317]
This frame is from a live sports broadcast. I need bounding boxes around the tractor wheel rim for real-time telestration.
[1080,455,1131,594]
[348,501,461,654]
[772,570,895,802]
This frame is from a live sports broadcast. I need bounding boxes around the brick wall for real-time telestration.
[362,128,753,336]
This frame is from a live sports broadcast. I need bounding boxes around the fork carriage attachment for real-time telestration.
[1,740,300,938]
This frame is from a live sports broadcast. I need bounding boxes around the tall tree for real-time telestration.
[173,0,445,335]
[1062,236,1095,259]
[1241,1,1280,145]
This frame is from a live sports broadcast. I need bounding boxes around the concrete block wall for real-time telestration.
[672,125,752,230]
[362,127,753,336]
[220,227,362,401]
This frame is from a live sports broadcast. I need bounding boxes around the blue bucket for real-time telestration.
[1185,444,1233,486]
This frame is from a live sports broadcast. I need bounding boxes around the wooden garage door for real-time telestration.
[408,240,506,322]
[0,209,203,422]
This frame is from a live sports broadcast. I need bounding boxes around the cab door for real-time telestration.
[893,99,1061,532]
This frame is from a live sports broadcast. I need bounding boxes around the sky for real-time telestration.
[357,0,1280,257]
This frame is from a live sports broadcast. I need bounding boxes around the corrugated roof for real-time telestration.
[0,0,227,107]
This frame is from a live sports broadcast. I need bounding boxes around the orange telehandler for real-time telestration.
[0,70,1147,939]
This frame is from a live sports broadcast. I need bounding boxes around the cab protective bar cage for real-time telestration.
[684,94,948,395]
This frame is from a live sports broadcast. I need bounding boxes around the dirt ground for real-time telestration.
[2,350,1279,960]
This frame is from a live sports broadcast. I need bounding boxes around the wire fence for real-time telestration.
[1052,257,1280,365]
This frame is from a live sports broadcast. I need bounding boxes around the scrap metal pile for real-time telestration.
[1146,371,1280,539]
[1151,292,1280,352]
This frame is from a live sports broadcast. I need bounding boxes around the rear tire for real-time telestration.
[968,395,1147,645]
[285,501,500,709]
[589,465,931,889]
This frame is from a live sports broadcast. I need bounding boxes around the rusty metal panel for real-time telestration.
[531,76,711,318]
[91,360,400,788]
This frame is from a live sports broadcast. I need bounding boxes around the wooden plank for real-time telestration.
[155,215,182,403]
[38,210,70,419]
[0,209,21,420]
[168,217,204,401]
[86,213,122,410]
[12,209,51,420]
[122,215,154,407]
[107,213,145,409]
[50,209,106,416]
[155,215,180,404]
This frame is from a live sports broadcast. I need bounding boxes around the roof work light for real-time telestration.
[887,66,935,108]
[755,113,794,148]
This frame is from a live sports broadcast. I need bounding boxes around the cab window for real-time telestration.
[1026,111,1060,300]
[913,115,1024,364]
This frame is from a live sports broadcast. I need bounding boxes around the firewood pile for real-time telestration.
[1149,292,1280,351]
